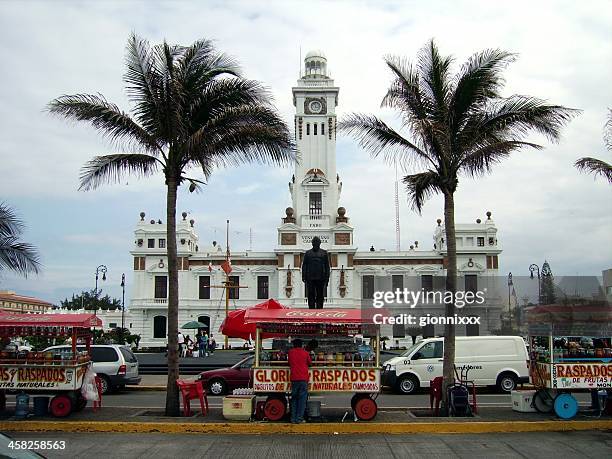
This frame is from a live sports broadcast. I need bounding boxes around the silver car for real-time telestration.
[44,344,141,394]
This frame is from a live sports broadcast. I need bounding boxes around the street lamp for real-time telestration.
[93,265,107,344]
[529,264,541,304]
[507,272,513,315]
[121,273,126,344]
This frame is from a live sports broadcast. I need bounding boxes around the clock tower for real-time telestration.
[277,50,355,305]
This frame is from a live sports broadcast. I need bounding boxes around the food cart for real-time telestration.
[527,303,612,419]
[0,313,101,417]
[244,308,382,421]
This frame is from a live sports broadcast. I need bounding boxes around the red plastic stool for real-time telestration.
[176,379,209,417]
[429,376,444,416]
[93,375,103,412]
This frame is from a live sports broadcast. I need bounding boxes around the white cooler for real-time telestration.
[511,390,537,412]
[223,395,255,421]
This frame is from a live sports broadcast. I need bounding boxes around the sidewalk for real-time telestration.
[1,404,610,434]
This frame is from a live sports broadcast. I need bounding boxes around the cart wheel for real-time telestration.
[554,393,578,420]
[50,394,73,418]
[533,389,555,414]
[264,395,287,422]
[350,393,367,410]
[354,396,377,421]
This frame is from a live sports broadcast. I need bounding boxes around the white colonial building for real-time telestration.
[125,51,504,348]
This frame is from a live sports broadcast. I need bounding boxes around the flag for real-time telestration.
[221,258,232,274]
[208,262,213,272]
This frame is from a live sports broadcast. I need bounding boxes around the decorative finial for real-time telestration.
[476,218,481,224]
[436,219,441,226]
[139,212,145,221]
[486,211,492,220]
[157,219,162,224]
[182,212,187,220]
[150,219,155,224]
[189,219,195,227]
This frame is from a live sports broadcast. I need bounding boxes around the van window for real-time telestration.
[120,347,137,363]
[413,341,443,360]
[90,347,119,362]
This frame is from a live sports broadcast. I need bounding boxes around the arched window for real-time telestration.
[153,315,167,339]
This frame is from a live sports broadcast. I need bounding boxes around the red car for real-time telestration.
[199,355,254,395]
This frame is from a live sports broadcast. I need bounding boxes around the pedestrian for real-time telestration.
[209,335,216,355]
[204,332,209,357]
[288,338,311,424]
[177,331,185,358]
[200,332,208,357]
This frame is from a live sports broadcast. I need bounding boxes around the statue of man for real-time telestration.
[301,236,330,309]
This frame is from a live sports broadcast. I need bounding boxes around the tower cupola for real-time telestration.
[304,50,328,79]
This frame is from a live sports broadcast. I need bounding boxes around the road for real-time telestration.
[3,431,612,458]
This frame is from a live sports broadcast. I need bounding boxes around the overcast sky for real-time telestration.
[0,0,610,305]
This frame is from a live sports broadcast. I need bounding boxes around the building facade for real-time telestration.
[0,290,53,314]
[127,51,504,348]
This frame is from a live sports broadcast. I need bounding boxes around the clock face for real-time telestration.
[309,100,322,113]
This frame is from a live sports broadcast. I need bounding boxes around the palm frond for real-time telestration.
[192,120,295,177]
[574,157,612,183]
[338,113,433,168]
[188,78,271,128]
[450,49,517,132]
[402,170,442,212]
[460,140,542,177]
[382,56,429,120]
[178,39,240,93]
[79,153,162,191]
[47,93,161,154]
[418,39,453,122]
[0,202,24,238]
[604,108,612,152]
[0,237,40,277]
[123,33,165,139]
[460,95,580,151]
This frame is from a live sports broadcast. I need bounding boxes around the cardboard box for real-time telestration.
[511,390,537,412]
[223,395,255,421]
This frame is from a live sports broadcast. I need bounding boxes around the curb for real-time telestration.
[1,420,610,435]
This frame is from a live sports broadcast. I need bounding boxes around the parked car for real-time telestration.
[382,336,529,394]
[44,344,141,394]
[199,355,254,395]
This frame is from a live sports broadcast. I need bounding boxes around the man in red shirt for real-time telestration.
[288,338,311,423]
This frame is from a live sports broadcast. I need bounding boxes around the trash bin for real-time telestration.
[33,396,49,416]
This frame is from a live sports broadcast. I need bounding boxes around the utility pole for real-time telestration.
[210,220,247,350]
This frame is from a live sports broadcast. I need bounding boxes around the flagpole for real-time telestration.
[225,219,230,350]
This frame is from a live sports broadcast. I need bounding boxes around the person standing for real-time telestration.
[177,331,185,358]
[209,335,216,355]
[288,338,311,423]
[301,236,330,309]
[198,333,207,358]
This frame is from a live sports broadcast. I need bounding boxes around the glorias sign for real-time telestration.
[253,367,380,392]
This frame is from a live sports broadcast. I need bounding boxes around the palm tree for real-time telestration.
[340,40,577,408]
[48,34,295,416]
[0,203,40,277]
[575,109,612,183]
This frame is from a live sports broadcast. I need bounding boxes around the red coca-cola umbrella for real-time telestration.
[219,298,287,340]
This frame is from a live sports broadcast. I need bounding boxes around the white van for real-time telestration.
[382,336,529,394]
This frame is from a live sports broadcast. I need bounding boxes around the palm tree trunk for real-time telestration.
[441,190,457,413]
[164,176,180,416]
